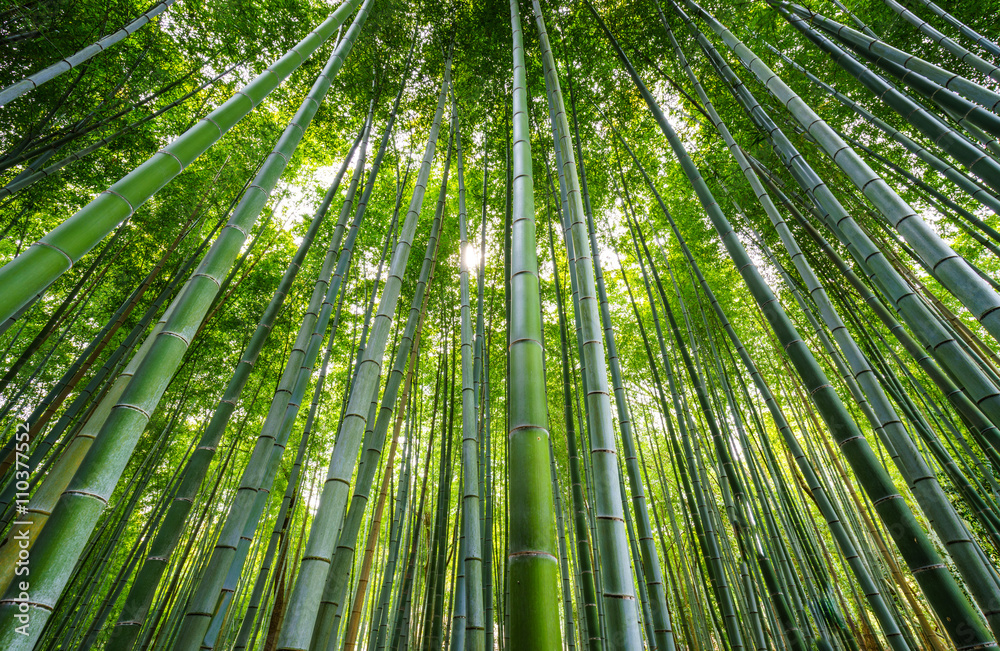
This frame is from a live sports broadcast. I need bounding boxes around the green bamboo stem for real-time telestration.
[419,326,455,651]
[547,127,609,649]
[229,334,326,651]
[345,287,428,651]
[715,358,816,651]
[0,221,126,398]
[104,122,365,651]
[761,226,1000,635]
[238,340,340,650]
[19,174,223,446]
[240,189,390,650]
[433,332,458,649]
[0,0,366,324]
[635,408,701,650]
[424,351,453,651]
[453,87,485,651]
[310,125,446,651]
[0,61,208,173]
[620,208,745,650]
[473,121,494,651]
[501,104,512,651]
[912,0,1000,58]
[504,0,562,646]
[826,47,1000,161]
[451,492,468,651]
[335,163,415,651]
[635,212,810,651]
[770,43,1000,222]
[700,1,1000,349]
[77,409,199,648]
[368,422,413,651]
[0,66,238,200]
[481,338,495,651]
[563,22,678,651]
[546,433,576,651]
[546,194,601,651]
[672,1,1000,630]
[387,350,439,651]
[0,262,193,590]
[173,89,375,651]
[608,262,696,636]
[274,58,451,651]
[543,111,604,645]
[534,4,640,647]
[850,135,1000,257]
[597,2,994,646]
[753,158,1000,455]
[700,18,1000,460]
[882,0,1000,82]
[616,458,654,650]
[0,0,178,106]
[784,1,1000,110]
[775,6,1000,198]
[0,216,215,528]
[847,293,1000,550]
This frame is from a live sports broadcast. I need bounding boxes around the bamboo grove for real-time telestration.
[5,0,1000,649]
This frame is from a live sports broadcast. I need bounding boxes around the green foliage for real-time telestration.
[3,0,1000,649]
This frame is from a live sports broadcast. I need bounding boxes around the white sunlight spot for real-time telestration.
[269,142,366,236]
[463,243,480,273]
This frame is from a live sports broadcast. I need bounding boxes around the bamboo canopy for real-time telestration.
[3,0,1000,650]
